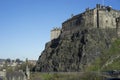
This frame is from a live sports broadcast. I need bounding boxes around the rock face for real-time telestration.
[35,4,120,72]
[35,28,116,72]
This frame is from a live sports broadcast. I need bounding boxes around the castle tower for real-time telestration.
[51,27,61,40]
[95,4,120,29]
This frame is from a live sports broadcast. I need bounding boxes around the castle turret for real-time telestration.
[96,4,101,9]
[51,27,61,40]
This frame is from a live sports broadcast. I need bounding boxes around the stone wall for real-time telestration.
[62,4,120,33]
[62,9,95,31]
[52,4,120,39]
[97,7,120,28]
[51,28,61,40]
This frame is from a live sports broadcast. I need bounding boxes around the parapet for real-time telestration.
[96,4,106,9]
[51,27,61,31]
[96,4,113,11]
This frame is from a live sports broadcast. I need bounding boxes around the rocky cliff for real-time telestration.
[35,4,120,72]
[35,27,117,72]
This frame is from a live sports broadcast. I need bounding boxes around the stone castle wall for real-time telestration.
[62,10,95,31]
[62,4,120,32]
[97,7,120,28]
[61,9,95,37]
[51,4,120,40]
[51,28,61,40]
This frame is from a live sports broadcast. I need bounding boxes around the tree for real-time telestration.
[6,58,11,63]
[16,58,21,63]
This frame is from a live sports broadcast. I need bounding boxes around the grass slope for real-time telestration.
[86,39,120,71]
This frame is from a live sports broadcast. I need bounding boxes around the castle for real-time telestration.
[51,4,120,40]
[51,27,61,40]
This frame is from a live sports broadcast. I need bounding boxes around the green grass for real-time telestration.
[30,72,105,80]
[30,39,120,80]
[86,39,120,71]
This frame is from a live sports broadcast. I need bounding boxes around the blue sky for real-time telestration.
[0,0,120,60]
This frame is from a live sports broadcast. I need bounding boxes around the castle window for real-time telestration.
[106,6,111,12]
[106,20,108,23]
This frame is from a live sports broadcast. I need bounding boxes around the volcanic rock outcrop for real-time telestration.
[35,4,120,72]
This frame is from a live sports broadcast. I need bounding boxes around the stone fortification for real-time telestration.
[51,28,61,40]
[36,4,120,72]
[51,4,120,39]
[62,4,120,34]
